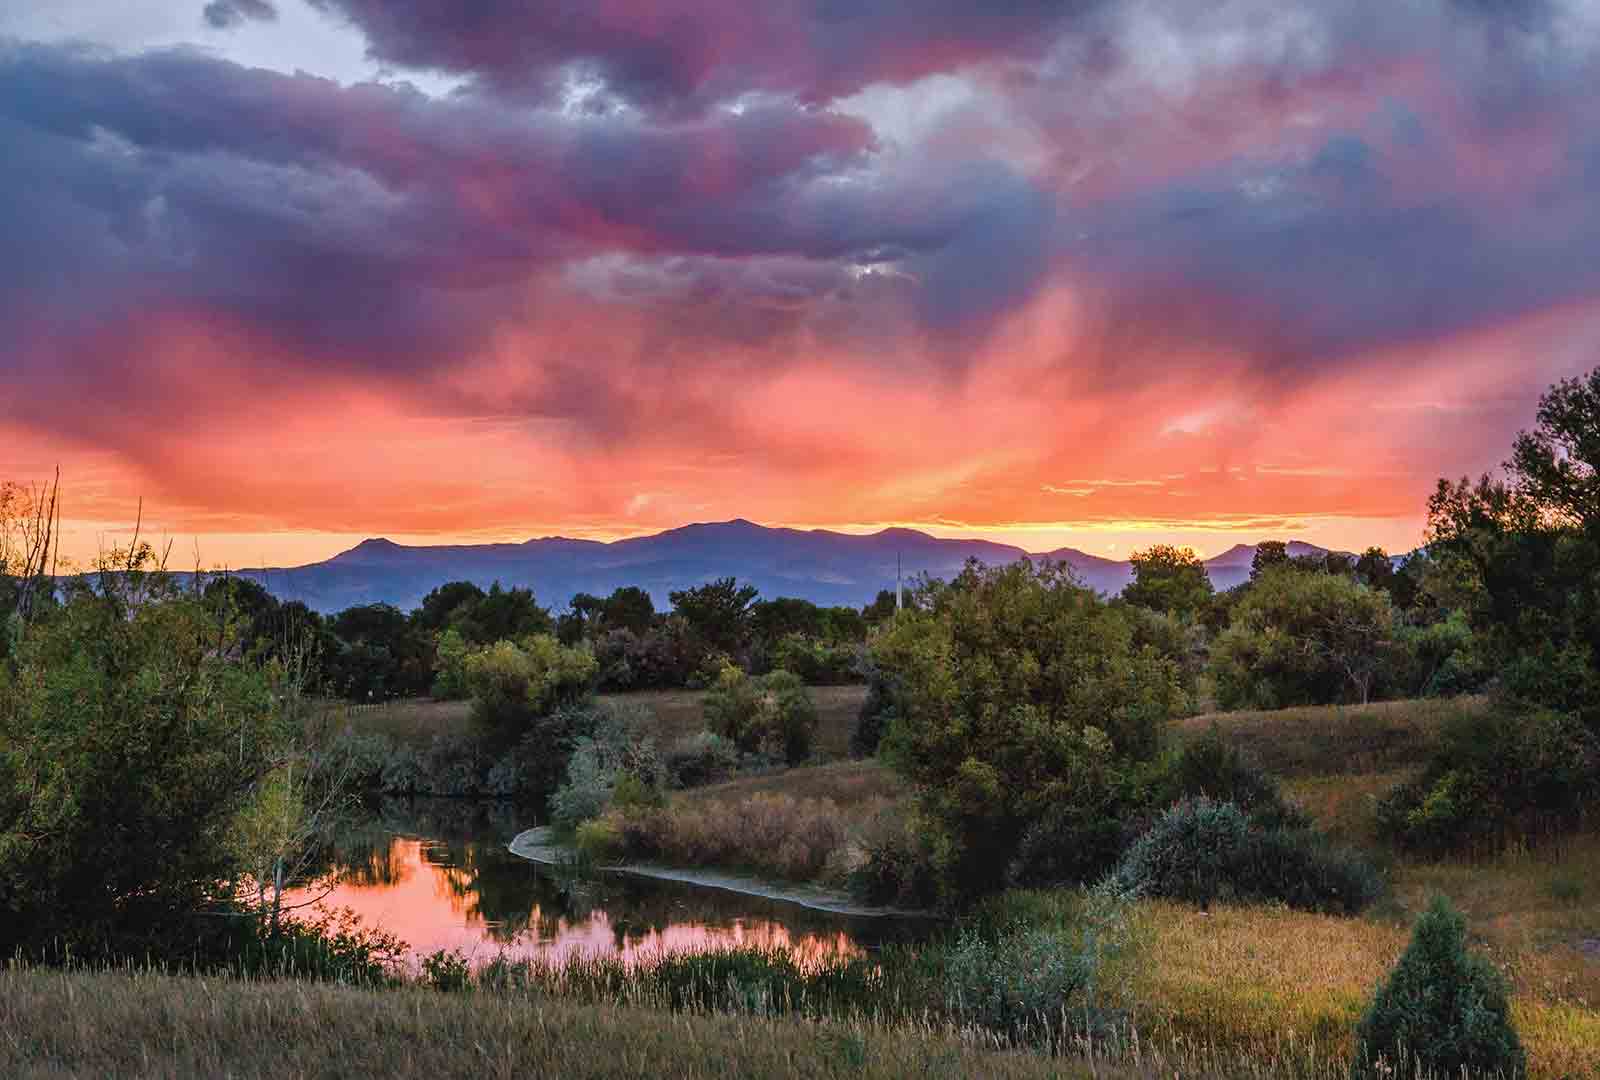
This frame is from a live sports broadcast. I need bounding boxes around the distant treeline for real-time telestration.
[81,575,907,703]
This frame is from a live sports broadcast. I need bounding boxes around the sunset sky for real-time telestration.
[5,1,1599,569]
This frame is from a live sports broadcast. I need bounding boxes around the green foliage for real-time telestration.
[1123,544,1214,616]
[429,627,471,699]
[1154,727,1311,832]
[0,582,290,957]
[849,808,941,907]
[851,658,900,758]
[701,663,818,765]
[326,602,434,699]
[663,730,740,788]
[871,559,1181,900]
[668,577,759,655]
[766,631,860,685]
[463,634,598,746]
[548,704,663,830]
[1110,798,1381,914]
[420,948,472,993]
[1210,565,1400,709]
[1354,897,1525,1079]
[1376,706,1599,854]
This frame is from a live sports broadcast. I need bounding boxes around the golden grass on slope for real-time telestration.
[1122,900,1600,1080]
[1281,769,1413,847]
[0,968,1096,1080]
[1173,696,1482,778]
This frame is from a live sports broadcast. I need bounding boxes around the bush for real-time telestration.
[701,665,818,765]
[849,808,941,908]
[1111,798,1381,914]
[548,704,663,830]
[463,635,598,746]
[1158,727,1311,833]
[768,633,860,686]
[664,730,740,789]
[1354,896,1525,1079]
[1376,706,1599,854]
[850,661,899,758]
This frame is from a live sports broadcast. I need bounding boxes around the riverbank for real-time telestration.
[508,826,922,918]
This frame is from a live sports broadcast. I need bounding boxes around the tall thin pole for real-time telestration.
[896,551,902,612]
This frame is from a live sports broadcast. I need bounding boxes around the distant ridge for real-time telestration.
[235,521,1347,613]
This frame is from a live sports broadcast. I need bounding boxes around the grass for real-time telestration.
[1172,696,1480,778]
[325,684,868,759]
[1118,897,1600,1080]
[0,967,1097,1080]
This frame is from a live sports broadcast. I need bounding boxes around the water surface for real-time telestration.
[290,799,928,969]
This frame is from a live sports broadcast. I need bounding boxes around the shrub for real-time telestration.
[849,808,941,908]
[664,730,740,789]
[573,816,623,861]
[1157,727,1311,832]
[1111,798,1381,914]
[1376,706,1599,854]
[421,948,472,993]
[548,704,663,830]
[1354,896,1525,1079]
[768,633,860,686]
[850,661,899,758]
[463,635,598,746]
[701,665,818,765]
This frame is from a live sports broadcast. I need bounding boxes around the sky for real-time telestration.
[4,1,1600,569]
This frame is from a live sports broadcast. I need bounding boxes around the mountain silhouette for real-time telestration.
[235,521,1342,612]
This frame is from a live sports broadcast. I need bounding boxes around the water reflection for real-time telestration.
[288,799,925,970]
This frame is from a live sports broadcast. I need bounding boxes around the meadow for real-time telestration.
[306,690,1599,1077]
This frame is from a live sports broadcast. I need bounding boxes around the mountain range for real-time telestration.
[235,520,1345,614]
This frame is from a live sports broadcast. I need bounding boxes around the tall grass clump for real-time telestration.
[609,792,858,882]
[1354,896,1526,1079]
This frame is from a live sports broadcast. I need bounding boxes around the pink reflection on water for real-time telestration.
[286,837,862,971]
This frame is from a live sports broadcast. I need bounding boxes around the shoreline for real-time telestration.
[507,827,931,919]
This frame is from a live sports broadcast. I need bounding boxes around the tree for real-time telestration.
[600,586,656,636]
[462,634,598,747]
[1123,544,1214,615]
[1210,566,1399,708]
[1354,897,1525,1078]
[871,559,1182,899]
[414,581,486,633]
[0,559,288,957]
[1249,540,1290,580]
[863,588,902,623]
[327,603,433,699]
[1355,547,1396,592]
[669,577,759,654]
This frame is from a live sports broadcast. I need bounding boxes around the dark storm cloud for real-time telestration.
[7,0,1600,442]
[308,0,1106,110]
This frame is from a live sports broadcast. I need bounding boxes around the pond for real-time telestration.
[287,798,933,970]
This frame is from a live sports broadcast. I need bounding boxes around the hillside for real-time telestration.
[234,520,1345,612]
